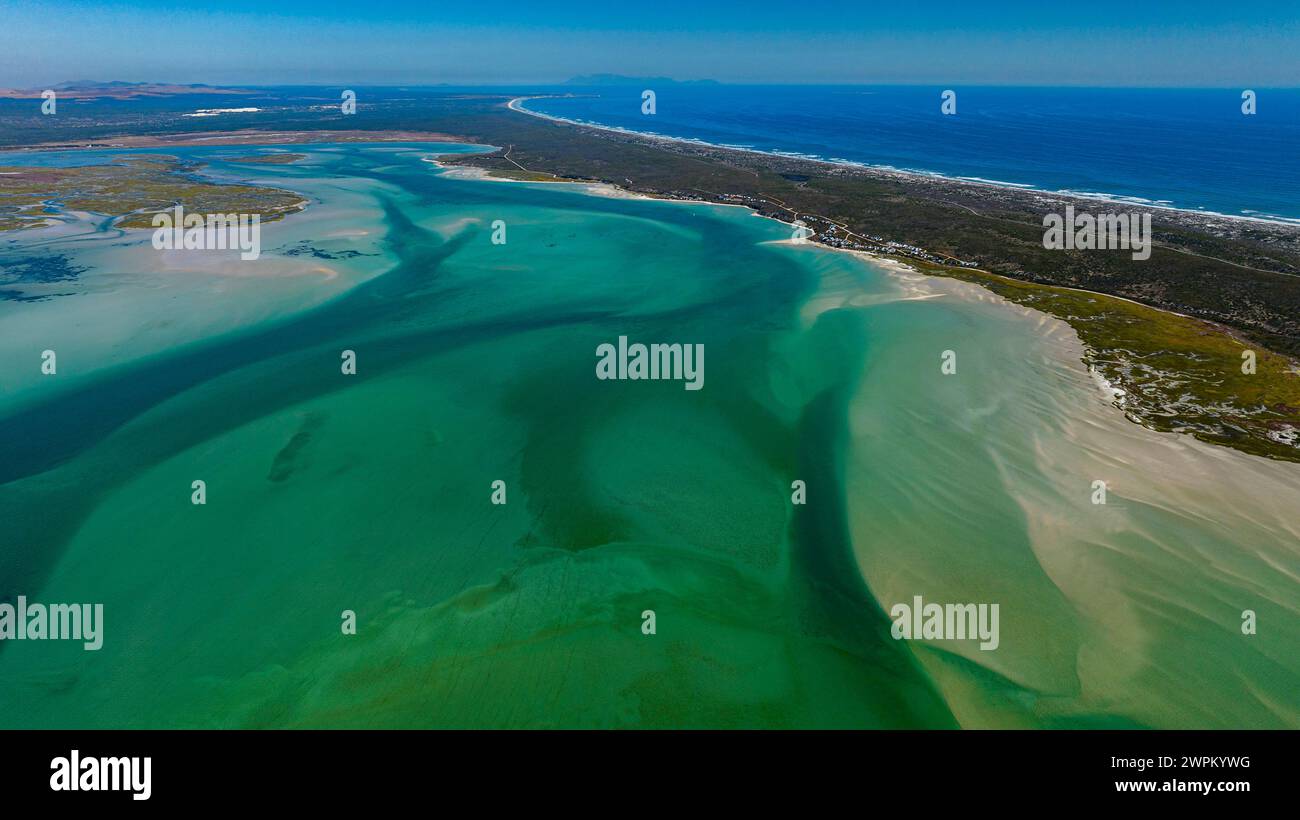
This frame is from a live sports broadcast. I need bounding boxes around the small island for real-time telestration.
[221,153,306,165]
[0,154,307,232]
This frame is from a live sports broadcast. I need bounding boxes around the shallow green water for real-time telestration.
[0,144,1295,728]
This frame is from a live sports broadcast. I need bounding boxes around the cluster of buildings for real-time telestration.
[651,188,980,269]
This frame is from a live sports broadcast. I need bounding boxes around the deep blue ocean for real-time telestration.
[523,85,1300,221]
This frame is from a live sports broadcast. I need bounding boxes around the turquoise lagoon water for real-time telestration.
[0,143,1296,728]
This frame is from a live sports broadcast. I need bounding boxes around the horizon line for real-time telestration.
[6,80,1300,92]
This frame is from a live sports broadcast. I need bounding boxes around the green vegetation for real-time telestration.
[906,258,1300,461]
[477,167,564,182]
[0,155,306,231]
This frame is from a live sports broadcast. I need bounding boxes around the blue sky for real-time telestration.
[2,0,1297,87]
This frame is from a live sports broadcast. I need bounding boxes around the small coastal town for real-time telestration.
[666,188,981,267]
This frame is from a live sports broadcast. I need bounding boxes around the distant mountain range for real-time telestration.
[0,81,256,99]
[563,74,720,87]
[0,78,724,99]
